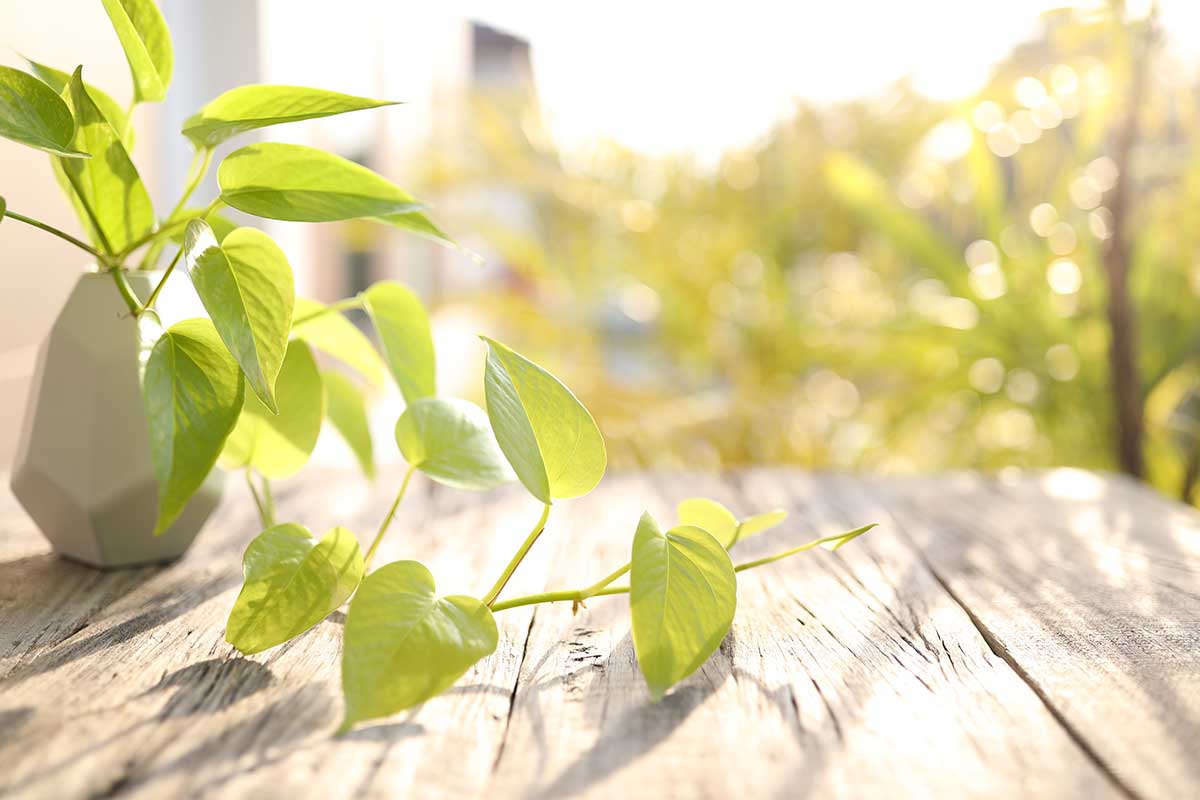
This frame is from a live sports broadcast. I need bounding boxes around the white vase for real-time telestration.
[11,268,225,568]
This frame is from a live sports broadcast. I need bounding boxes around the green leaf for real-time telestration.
[0,195,5,224]
[482,337,606,504]
[361,282,435,403]
[24,57,134,148]
[395,397,513,490]
[220,340,324,479]
[630,512,737,700]
[218,143,426,222]
[59,67,154,254]
[101,0,173,103]
[737,510,788,544]
[341,560,498,731]
[0,65,87,158]
[143,318,245,534]
[323,370,375,479]
[676,498,738,548]
[226,523,363,655]
[184,84,398,148]
[377,209,463,252]
[677,498,787,549]
[291,297,388,387]
[182,220,294,413]
[168,208,238,244]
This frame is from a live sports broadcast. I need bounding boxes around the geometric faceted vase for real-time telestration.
[11,269,225,569]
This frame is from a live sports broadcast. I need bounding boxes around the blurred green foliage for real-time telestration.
[425,5,1200,500]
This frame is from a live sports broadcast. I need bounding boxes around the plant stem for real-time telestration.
[246,469,271,529]
[490,585,629,613]
[165,147,215,227]
[363,465,418,570]
[3,209,108,263]
[140,246,185,315]
[108,268,143,315]
[261,476,276,526]
[292,296,365,327]
[732,524,877,573]
[482,502,552,607]
[579,562,630,597]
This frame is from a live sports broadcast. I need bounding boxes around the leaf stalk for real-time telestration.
[482,502,551,607]
[363,464,417,570]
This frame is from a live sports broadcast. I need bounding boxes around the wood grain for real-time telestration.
[0,467,1195,799]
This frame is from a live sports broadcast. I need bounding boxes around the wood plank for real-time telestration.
[486,470,1119,799]
[0,467,1194,799]
[0,470,545,799]
[860,469,1200,800]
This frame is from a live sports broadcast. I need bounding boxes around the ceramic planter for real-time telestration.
[11,269,225,568]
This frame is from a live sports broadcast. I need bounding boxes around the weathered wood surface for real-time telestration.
[0,467,1196,799]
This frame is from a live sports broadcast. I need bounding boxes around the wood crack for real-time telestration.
[889,513,1144,800]
[491,607,538,774]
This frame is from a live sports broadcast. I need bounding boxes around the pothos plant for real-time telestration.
[223,330,875,732]
[0,0,459,535]
[0,0,877,730]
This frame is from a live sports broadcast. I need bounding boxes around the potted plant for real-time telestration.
[0,0,451,567]
[1,0,877,722]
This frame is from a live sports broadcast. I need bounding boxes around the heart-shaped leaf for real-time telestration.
[101,0,173,103]
[168,208,238,245]
[323,370,375,479]
[0,65,87,158]
[218,143,426,222]
[736,510,788,543]
[395,397,513,490]
[678,498,787,549]
[59,67,154,254]
[143,318,245,534]
[361,282,434,403]
[23,58,134,148]
[184,84,398,148]
[482,337,606,504]
[183,220,294,412]
[226,523,364,655]
[377,208,459,251]
[676,498,738,548]
[341,560,498,731]
[630,512,737,700]
[291,298,388,387]
[220,340,324,479]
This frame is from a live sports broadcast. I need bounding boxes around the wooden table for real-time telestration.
[0,468,1197,799]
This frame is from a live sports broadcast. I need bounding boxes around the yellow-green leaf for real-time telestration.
[24,57,134,148]
[340,560,497,732]
[220,340,324,479]
[101,0,173,103]
[361,281,435,403]
[678,498,787,549]
[226,523,363,655]
[395,397,513,490]
[323,370,375,479]
[59,67,154,254]
[184,84,398,148]
[482,337,606,504]
[218,143,426,222]
[291,297,388,387]
[630,513,736,700]
[143,318,244,534]
[0,65,87,158]
[182,220,294,412]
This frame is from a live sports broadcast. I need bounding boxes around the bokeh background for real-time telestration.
[3,0,1200,501]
